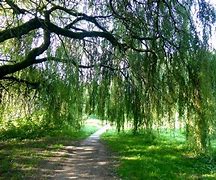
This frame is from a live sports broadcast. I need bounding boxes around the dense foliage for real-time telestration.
[0,0,216,153]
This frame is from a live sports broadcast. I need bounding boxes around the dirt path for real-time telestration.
[39,125,118,179]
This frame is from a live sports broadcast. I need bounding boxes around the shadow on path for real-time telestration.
[39,125,118,179]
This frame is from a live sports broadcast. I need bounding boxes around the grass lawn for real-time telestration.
[102,130,216,180]
[0,119,102,179]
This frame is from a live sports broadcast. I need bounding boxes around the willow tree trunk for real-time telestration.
[196,117,208,152]
[193,89,209,153]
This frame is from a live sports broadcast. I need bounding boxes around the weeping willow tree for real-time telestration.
[0,0,216,152]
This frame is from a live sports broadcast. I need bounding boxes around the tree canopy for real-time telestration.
[1,0,216,153]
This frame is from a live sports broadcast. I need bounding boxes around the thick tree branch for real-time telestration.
[0,30,50,78]
[44,21,119,46]
[0,3,161,79]
[1,76,40,88]
[0,14,119,79]
[0,18,41,43]
[0,16,118,45]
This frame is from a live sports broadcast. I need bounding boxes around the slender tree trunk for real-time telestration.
[196,113,208,153]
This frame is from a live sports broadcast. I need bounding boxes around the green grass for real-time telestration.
[102,130,216,180]
[0,119,102,179]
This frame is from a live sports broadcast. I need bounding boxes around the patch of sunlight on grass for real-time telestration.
[147,145,159,150]
[122,156,140,160]
[164,154,178,160]
[204,174,216,179]
[102,130,216,180]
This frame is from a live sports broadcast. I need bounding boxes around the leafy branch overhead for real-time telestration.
[1,0,213,79]
[0,2,119,78]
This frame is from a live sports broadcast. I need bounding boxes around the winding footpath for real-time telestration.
[40,125,118,179]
